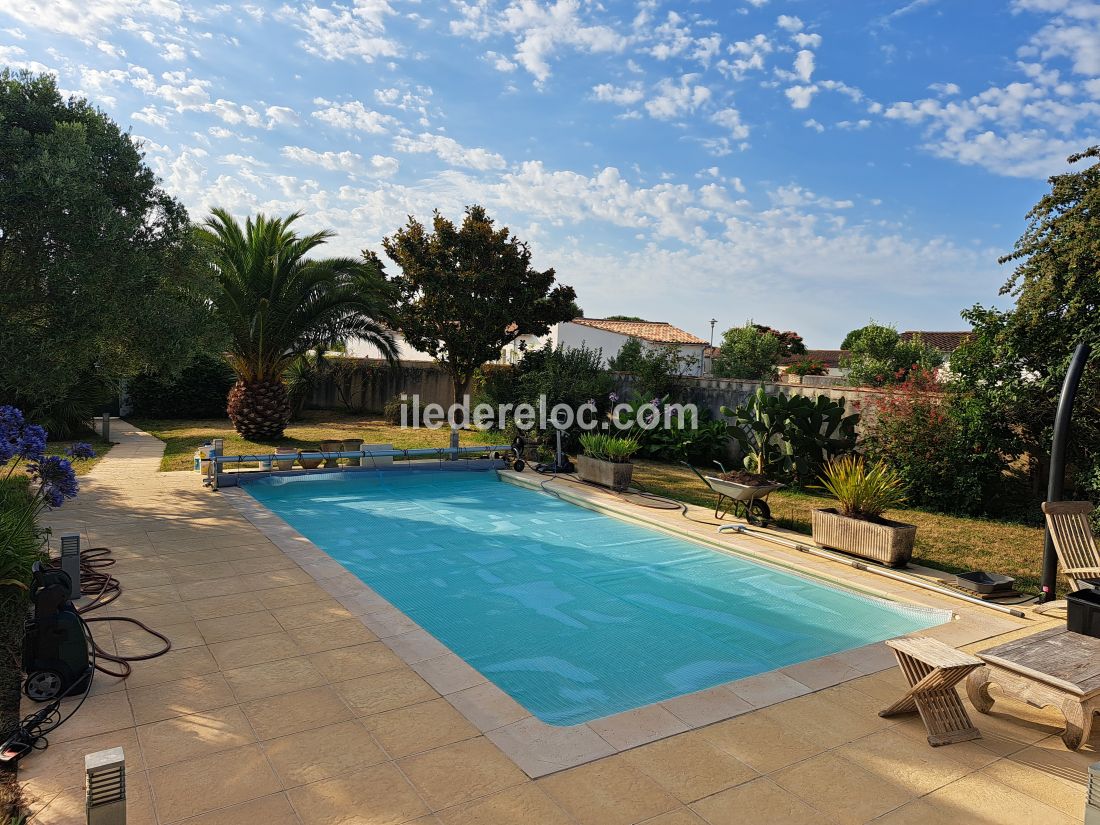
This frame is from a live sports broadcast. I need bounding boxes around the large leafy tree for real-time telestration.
[380,205,578,401]
[711,323,782,380]
[840,321,943,387]
[199,209,397,440]
[954,146,1100,498]
[0,70,210,434]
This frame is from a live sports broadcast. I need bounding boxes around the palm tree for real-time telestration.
[199,208,397,440]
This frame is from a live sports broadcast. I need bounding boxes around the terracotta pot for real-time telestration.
[576,454,634,492]
[811,508,917,567]
[319,439,343,468]
[274,449,296,471]
[299,453,323,470]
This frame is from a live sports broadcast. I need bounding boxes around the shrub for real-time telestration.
[785,357,828,377]
[382,395,407,425]
[497,343,614,451]
[841,322,944,387]
[608,339,691,400]
[862,367,1008,514]
[128,354,236,419]
[579,433,640,463]
[817,455,907,520]
[721,388,858,484]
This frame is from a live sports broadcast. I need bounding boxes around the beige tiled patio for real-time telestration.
[21,422,1093,824]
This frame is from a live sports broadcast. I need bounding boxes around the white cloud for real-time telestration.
[711,107,750,140]
[392,132,507,170]
[265,105,300,128]
[311,98,399,133]
[793,32,822,48]
[132,105,169,128]
[0,0,182,38]
[804,118,825,132]
[283,1,400,64]
[282,146,365,173]
[793,49,815,82]
[776,15,803,32]
[645,74,711,120]
[785,85,817,108]
[452,0,627,84]
[717,34,772,80]
[592,82,645,105]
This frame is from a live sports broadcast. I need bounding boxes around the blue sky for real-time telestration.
[2,0,1098,346]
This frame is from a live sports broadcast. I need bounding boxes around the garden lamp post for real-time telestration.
[1040,341,1092,602]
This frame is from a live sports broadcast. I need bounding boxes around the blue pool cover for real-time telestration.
[246,470,945,725]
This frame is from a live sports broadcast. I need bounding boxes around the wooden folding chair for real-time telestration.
[1042,501,1100,591]
[880,637,983,746]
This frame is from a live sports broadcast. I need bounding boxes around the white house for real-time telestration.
[343,331,435,362]
[502,318,708,377]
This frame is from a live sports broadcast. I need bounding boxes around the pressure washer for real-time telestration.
[22,562,92,702]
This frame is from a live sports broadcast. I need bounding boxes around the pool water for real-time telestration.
[246,470,945,725]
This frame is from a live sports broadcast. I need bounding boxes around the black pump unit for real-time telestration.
[22,562,91,701]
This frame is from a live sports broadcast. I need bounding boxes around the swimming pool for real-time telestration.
[246,470,945,725]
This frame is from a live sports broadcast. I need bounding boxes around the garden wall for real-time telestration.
[307,359,454,413]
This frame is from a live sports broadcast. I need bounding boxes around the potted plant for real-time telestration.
[274,447,297,471]
[576,433,640,492]
[812,455,916,567]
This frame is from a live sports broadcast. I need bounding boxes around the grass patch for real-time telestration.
[630,460,1048,595]
[133,410,503,473]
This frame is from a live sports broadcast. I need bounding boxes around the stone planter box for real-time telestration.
[576,454,634,492]
[811,508,917,567]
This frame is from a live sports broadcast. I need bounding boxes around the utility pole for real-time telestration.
[709,318,717,347]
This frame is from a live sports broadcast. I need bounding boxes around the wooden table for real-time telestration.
[966,627,1100,750]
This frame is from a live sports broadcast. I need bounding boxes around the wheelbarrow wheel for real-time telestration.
[745,499,772,526]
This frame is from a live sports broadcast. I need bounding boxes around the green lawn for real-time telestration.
[133,411,502,472]
[630,460,1048,595]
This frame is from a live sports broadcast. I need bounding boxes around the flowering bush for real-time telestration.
[0,406,91,588]
[863,369,1005,515]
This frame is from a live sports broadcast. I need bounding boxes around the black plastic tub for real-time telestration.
[1067,587,1100,638]
[956,571,1016,594]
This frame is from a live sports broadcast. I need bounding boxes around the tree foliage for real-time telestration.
[0,70,211,434]
[754,324,806,357]
[381,205,578,401]
[840,321,944,387]
[954,146,1100,505]
[607,338,691,399]
[711,323,782,380]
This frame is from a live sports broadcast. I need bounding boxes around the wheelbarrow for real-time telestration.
[681,461,783,526]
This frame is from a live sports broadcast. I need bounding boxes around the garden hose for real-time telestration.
[44,546,171,679]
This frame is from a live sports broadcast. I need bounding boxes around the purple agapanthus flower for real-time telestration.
[19,424,47,462]
[30,456,79,509]
[66,441,96,460]
[0,405,25,465]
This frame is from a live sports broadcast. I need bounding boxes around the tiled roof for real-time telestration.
[779,349,849,368]
[899,331,971,352]
[571,318,708,345]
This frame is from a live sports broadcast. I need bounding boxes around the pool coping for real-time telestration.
[218,470,1031,779]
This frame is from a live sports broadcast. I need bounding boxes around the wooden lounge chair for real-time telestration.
[1041,501,1100,591]
[880,637,983,746]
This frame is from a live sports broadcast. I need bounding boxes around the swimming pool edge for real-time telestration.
[218,477,1029,779]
